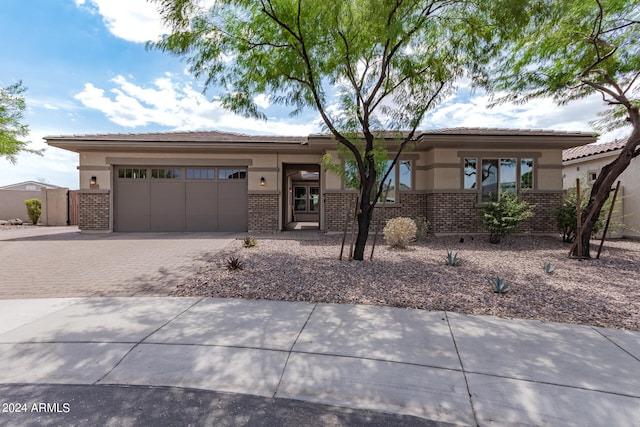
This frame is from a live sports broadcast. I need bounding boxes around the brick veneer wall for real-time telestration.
[248,193,279,231]
[427,192,484,234]
[426,191,563,234]
[324,192,427,232]
[78,191,110,231]
[520,191,563,234]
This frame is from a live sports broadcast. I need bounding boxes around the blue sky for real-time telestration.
[0,0,631,190]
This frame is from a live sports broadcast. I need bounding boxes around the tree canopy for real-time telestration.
[152,0,497,259]
[0,81,40,164]
[485,0,640,257]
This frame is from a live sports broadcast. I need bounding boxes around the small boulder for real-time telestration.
[7,218,24,225]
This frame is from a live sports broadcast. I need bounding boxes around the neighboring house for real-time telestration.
[45,128,595,235]
[563,138,640,238]
[0,181,62,192]
[0,181,63,222]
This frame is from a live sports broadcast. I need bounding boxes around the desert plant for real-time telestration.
[483,192,534,244]
[226,256,244,271]
[383,217,417,249]
[489,276,511,293]
[445,250,459,266]
[543,262,556,274]
[556,183,612,243]
[243,236,257,248]
[414,217,429,240]
[24,198,42,225]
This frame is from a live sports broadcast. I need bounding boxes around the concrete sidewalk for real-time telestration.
[0,298,639,426]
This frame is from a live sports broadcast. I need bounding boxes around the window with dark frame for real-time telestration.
[186,168,215,180]
[118,168,147,179]
[218,168,247,180]
[343,159,413,203]
[464,157,534,202]
[151,168,180,179]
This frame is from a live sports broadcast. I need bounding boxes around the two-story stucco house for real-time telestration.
[45,128,595,235]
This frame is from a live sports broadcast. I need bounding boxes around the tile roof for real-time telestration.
[46,127,595,143]
[421,127,595,137]
[44,130,307,144]
[563,138,628,162]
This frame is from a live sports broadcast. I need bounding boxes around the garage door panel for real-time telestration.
[115,166,247,232]
[150,182,185,231]
[186,182,218,231]
[218,181,248,231]
[115,181,150,231]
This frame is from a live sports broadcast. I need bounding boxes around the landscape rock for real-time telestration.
[174,235,640,331]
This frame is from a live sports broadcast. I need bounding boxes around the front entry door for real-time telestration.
[293,185,319,222]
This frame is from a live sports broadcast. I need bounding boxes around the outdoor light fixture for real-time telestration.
[260,177,266,187]
[90,176,98,188]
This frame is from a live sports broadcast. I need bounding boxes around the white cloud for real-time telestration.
[77,0,168,43]
[425,86,626,139]
[74,75,318,135]
[253,94,271,109]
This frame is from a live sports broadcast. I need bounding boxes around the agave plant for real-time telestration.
[445,250,460,266]
[543,262,556,274]
[489,276,511,294]
[227,256,245,271]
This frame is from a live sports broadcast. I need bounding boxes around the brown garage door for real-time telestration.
[115,166,248,232]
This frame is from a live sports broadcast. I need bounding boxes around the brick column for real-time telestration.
[78,190,110,231]
[248,193,279,232]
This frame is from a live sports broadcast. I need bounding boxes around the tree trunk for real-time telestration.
[352,199,373,261]
[574,112,639,258]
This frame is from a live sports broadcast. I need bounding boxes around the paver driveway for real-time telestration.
[0,227,236,298]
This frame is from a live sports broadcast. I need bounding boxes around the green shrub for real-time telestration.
[483,192,534,244]
[556,184,609,243]
[383,217,417,248]
[243,236,257,248]
[24,198,42,225]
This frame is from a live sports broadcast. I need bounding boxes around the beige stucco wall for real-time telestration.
[79,151,322,192]
[0,190,37,220]
[40,188,68,226]
[563,152,640,238]
[320,146,566,193]
[428,148,563,192]
[78,150,326,231]
[0,188,69,225]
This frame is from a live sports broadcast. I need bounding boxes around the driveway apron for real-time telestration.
[0,227,236,298]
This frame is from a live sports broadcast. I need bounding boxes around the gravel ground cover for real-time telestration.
[176,234,640,330]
